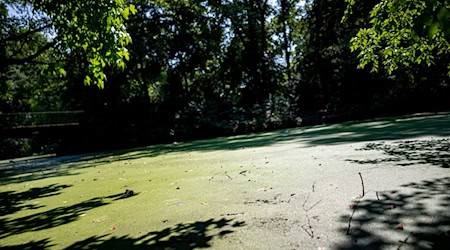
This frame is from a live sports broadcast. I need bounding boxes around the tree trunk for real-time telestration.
[279,0,291,83]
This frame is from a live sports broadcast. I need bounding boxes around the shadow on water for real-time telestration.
[346,138,450,168]
[133,112,450,154]
[0,218,245,250]
[49,113,450,158]
[296,113,450,146]
[0,238,54,250]
[0,145,173,185]
[0,184,72,216]
[1,113,449,184]
[337,177,450,249]
[0,113,448,249]
[0,155,91,185]
[65,218,245,250]
[100,112,450,156]
[0,192,127,240]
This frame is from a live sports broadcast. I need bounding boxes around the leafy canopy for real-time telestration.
[343,0,450,76]
[26,0,137,88]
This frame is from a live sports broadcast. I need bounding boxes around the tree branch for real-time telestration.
[5,41,58,66]
[0,23,52,43]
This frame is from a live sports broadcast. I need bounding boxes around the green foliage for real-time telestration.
[0,6,70,112]
[2,0,450,159]
[9,0,136,88]
[344,0,450,76]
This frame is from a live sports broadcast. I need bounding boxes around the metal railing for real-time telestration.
[0,111,85,129]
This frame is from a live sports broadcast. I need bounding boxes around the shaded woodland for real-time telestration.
[1,0,449,159]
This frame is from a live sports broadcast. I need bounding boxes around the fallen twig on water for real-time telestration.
[209,172,233,181]
[346,200,360,235]
[301,193,322,238]
[358,172,365,198]
[397,234,410,250]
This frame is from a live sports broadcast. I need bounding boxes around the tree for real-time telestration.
[1,0,136,88]
[344,0,450,76]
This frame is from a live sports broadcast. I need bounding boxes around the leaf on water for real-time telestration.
[92,218,104,224]
[351,195,361,200]
[395,223,404,230]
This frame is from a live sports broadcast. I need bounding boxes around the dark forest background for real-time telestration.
[1,0,449,159]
